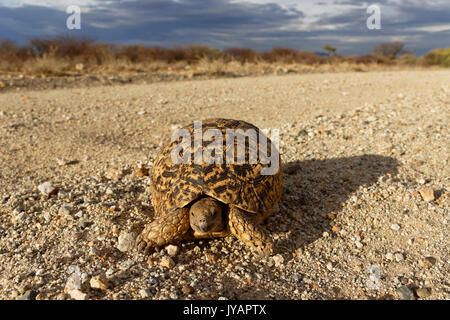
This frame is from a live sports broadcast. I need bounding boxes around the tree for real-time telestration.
[372,42,404,58]
[323,45,337,57]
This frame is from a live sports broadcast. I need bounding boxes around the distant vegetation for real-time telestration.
[424,48,450,67]
[0,35,448,75]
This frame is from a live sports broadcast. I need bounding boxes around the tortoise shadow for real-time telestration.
[269,154,399,257]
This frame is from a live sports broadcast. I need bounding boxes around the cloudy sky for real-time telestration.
[0,0,449,55]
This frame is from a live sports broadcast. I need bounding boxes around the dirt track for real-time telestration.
[0,70,448,300]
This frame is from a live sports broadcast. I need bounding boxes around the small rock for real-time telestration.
[420,257,436,269]
[90,274,109,290]
[37,181,58,196]
[272,254,284,267]
[181,285,193,294]
[134,166,149,177]
[415,288,431,298]
[398,285,415,300]
[67,289,86,300]
[205,252,218,262]
[105,168,125,180]
[119,259,134,270]
[416,178,426,185]
[117,232,135,252]
[386,253,393,260]
[394,253,404,262]
[326,262,333,271]
[59,205,73,216]
[160,257,175,269]
[75,63,84,71]
[165,244,179,257]
[64,269,81,293]
[332,225,341,232]
[16,290,37,300]
[390,223,400,231]
[74,210,83,218]
[419,189,435,202]
[139,288,152,298]
[146,256,158,266]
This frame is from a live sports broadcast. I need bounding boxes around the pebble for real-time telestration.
[165,244,179,257]
[331,225,341,232]
[64,271,81,292]
[90,274,109,290]
[37,181,58,196]
[75,63,84,71]
[160,257,175,269]
[419,189,435,202]
[182,285,193,294]
[390,223,400,231]
[74,210,83,218]
[397,285,415,300]
[105,168,124,180]
[134,166,149,177]
[140,288,152,298]
[415,288,431,298]
[117,232,135,252]
[272,254,284,267]
[420,257,436,269]
[59,205,73,216]
[394,252,404,262]
[16,290,37,300]
[205,252,218,262]
[67,289,87,300]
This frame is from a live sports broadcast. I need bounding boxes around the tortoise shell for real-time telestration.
[150,118,282,218]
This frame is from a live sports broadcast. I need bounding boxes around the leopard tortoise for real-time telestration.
[136,118,282,255]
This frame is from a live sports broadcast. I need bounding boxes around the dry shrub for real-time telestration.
[262,47,297,63]
[23,54,70,75]
[117,45,219,64]
[28,35,114,66]
[0,39,32,71]
[295,51,327,64]
[224,48,258,63]
[424,48,450,67]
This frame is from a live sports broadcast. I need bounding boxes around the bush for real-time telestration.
[262,47,297,63]
[424,48,450,67]
[224,48,258,63]
[0,39,32,69]
[373,42,404,58]
[295,51,327,64]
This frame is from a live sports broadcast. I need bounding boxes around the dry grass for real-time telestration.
[0,36,447,76]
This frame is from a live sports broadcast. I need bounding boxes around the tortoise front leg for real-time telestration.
[136,207,191,253]
[228,206,274,255]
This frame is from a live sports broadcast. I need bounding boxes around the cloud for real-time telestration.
[0,0,448,55]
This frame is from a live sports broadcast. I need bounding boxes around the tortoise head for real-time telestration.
[189,197,225,234]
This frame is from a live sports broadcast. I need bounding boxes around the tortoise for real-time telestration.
[136,118,282,255]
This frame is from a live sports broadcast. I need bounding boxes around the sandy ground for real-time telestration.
[0,70,448,300]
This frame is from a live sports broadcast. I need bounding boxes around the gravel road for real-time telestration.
[0,70,448,300]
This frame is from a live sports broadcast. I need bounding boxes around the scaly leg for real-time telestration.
[228,206,273,255]
[136,207,190,253]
